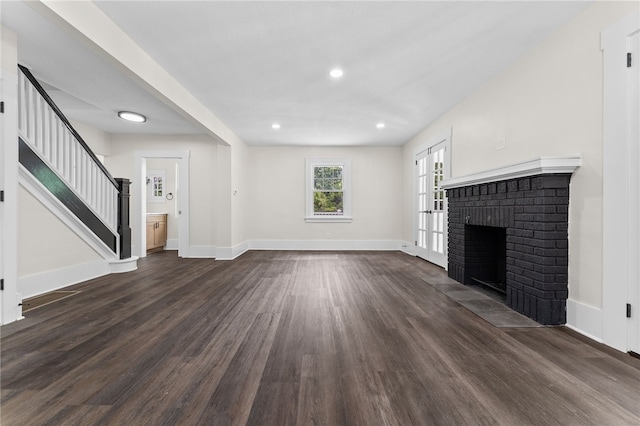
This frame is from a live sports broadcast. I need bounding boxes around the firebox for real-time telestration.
[464,225,507,295]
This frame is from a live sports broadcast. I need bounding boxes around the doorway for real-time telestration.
[414,129,451,269]
[134,151,190,258]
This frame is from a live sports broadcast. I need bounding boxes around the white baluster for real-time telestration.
[36,95,41,152]
[91,162,97,210]
[80,147,86,198]
[62,129,69,182]
[111,187,117,229]
[108,185,114,229]
[54,118,62,171]
[36,89,42,148]
[84,152,90,202]
[18,74,26,135]
[44,103,52,161]
[39,98,44,154]
[97,177,104,222]
[27,84,35,143]
[71,139,77,188]
[49,110,56,169]
[86,153,91,202]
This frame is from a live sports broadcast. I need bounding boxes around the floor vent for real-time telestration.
[22,291,80,313]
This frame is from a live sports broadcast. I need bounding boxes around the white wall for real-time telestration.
[247,146,403,244]
[107,134,220,249]
[402,2,639,311]
[231,140,248,247]
[18,186,102,277]
[71,120,112,157]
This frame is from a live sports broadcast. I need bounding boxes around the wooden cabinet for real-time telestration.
[146,214,167,253]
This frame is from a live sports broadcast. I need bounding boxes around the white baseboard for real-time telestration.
[165,239,179,250]
[109,256,138,273]
[188,245,217,258]
[19,259,111,300]
[399,241,416,256]
[566,299,603,343]
[247,239,404,251]
[169,241,411,260]
[216,242,250,261]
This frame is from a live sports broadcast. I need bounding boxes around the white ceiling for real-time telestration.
[2,1,592,146]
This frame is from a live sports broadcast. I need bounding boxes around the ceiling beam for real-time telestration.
[27,0,244,147]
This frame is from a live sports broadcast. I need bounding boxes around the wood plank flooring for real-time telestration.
[2,251,639,425]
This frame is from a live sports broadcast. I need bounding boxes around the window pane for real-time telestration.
[329,179,342,190]
[314,191,343,214]
[314,166,344,191]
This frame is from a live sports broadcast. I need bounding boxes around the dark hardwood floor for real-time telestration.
[2,251,639,425]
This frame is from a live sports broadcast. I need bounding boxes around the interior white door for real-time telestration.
[415,140,448,268]
[627,30,640,354]
[0,79,5,322]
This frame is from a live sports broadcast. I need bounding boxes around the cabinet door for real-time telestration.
[157,221,167,248]
[146,222,157,248]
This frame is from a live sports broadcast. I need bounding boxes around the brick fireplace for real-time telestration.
[441,157,581,325]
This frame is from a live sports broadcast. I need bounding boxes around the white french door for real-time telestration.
[627,30,640,354]
[415,136,450,268]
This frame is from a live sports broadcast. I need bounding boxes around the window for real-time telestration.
[305,158,351,222]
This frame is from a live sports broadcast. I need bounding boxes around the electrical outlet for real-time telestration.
[497,137,506,150]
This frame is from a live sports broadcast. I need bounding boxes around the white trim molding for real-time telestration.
[601,11,640,353]
[1,53,21,325]
[19,259,111,300]
[134,150,191,259]
[109,256,138,273]
[216,242,250,261]
[248,239,404,252]
[441,156,582,189]
[566,299,604,344]
[399,241,416,256]
[187,245,217,258]
[165,239,179,250]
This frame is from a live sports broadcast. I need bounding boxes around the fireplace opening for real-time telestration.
[464,225,507,297]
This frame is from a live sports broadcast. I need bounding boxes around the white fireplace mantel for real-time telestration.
[440,155,582,189]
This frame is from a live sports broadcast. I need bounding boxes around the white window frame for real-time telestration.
[305,158,352,223]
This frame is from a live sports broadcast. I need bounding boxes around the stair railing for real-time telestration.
[17,65,120,255]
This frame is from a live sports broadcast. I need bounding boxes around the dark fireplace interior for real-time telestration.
[464,225,507,296]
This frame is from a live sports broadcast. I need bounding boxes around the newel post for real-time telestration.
[116,178,132,259]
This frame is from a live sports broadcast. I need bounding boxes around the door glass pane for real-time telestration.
[430,148,446,255]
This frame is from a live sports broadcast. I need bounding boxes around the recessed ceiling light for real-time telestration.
[376,122,385,129]
[272,123,281,129]
[118,111,146,123]
[330,68,343,78]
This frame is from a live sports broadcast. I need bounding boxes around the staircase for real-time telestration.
[16,65,136,297]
